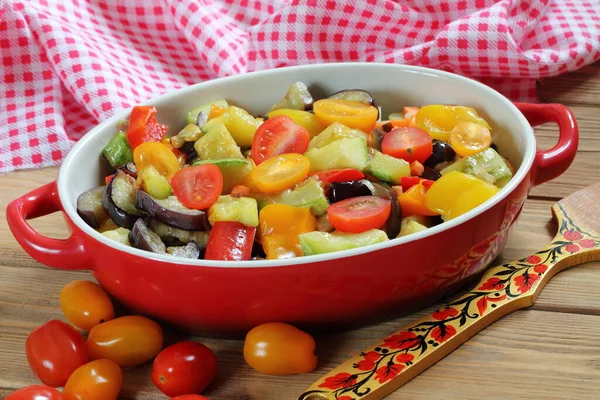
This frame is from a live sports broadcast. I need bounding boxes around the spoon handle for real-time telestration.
[299,214,599,400]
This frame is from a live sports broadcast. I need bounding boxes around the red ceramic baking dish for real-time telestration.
[7,63,578,334]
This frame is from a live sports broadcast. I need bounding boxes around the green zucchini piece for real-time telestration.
[308,122,367,150]
[102,131,133,169]
[194,122,244,161]
[304,138,369,172]
[194,158,252,194]
[254,177,329,216]
[299,229,389,256]
[208,195,259,227]
[138,165,172,199]
[186,99,229,125]
[397,217,428,238]
[441,148,513,187]
[364,152,410,184]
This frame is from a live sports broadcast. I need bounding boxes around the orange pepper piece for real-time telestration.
[259,204,316,259]
[397,182,439,217]
[208,104,227,120]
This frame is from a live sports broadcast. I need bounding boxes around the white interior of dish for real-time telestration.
[58,63,535,268]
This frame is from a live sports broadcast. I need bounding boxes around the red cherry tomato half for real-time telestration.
[204,221,256,261]
[170,396,210,400]
[327,196,392,233]
[171,164,223,210]
[310,168,365,186]
[382,127,433,163]
[400,176,435,192]
[5,385,63,400]
[25,320,89,387]
[152,341,218,397]
[251,115,310,165]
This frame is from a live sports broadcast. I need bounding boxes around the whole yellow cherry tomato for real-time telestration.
[449,121,492,157]
[133,142,180,180]
[249,153,310,194]
[244,322,317,375]
[313,99,378,133]
[63,359,122,400]
[86,316,163,367]
[415,105,491,141]
[60,280,115,331]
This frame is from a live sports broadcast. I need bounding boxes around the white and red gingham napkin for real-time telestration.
[1,0,599,173]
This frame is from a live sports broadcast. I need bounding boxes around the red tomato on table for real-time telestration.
[251,115,310,165]
[170,396,210,400]
[25,320,88,387]
[5,385,63,400]
[152,341,218,397]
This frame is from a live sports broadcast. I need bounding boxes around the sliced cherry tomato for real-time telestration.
[397,182,439,217]
[63,359,122,400]
[162,138,188,165]
[400,176,435,192]
[152,341,218,397]
[382,127,433,163]
[204,221,256,261]
[313,99,378,133]
[230,184,251,197]
[171,396,210,400]
[26,320,88,387]
[5,385,63,400]
[126,105,168,149]
[244,322,317,375]
[86,316,163,367]
[327,196,391,233]
[249,153,310,194]
[60,280,114,332]
[251,115,310,165]
[415,105,490,141]
[449,121,492,156]
[310,168,365,186]
[133,142,181,181]
[171,164,223,210]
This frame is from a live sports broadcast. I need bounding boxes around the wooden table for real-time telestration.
[2,64,600,400]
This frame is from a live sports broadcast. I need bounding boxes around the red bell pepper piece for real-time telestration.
[310,168,365,186]
[126,106,168,150]
[400,176,435,192]
[204,221,256,261]
[104,174,115,185]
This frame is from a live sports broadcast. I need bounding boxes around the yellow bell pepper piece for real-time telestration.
[259,204,316,259]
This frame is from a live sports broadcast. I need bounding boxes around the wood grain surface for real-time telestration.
[1,63,600,399]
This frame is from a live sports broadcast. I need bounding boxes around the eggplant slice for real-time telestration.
[367,181,402,239]
[166,242,201,259]
[136,191,210,231]
[119,162,138,178]
[130,219,166,254]
[328,89,376,107]
[147,219,210,248]
[328,180,373,204]
[103,170,142,229]
[77,186,109,229]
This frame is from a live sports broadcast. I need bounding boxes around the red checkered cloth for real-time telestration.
[1,0,599,173]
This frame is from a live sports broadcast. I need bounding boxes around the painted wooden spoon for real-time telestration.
[299,182,600,400]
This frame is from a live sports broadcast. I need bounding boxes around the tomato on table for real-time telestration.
[381,127,433,163]
[126,105,168,149]
[170,396,210,400]
[327,196,391,233]
[313,99,378,132]
[133,142,181,181]
[86,316,163,367]
[244,322,317,375]
[249,153,310,194]
[25,320,88,387]
[63,359,122,400]
[204,221,256,261]
[5,385,63,400]
[397,182,439,217]
[60,280,114,331]
[171,164,223,209]
[449,121,492,156]
[152,341,218,397]
[251,115,310,165]
[310,168,365,186]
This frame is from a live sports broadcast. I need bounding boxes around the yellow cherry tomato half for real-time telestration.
[449,122,492,157]
[415,105,491,141]
[313,99,378,133]
[249,153,310,194]
[133,142,181,181]
[60,280,115,331]
[244,322,317,375]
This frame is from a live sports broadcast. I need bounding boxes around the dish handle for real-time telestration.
[514,102,579,186]
[6,180,91,270]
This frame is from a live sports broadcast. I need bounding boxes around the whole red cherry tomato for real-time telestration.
[63,359,122,400]
[170,396,210,400]
[25,320,88,387]
[5,385,63,400]
[152,341,218,397]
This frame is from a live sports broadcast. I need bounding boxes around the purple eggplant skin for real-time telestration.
[328,180,373,203]
[136,191,210,231]
[424,140,456,169]
[119,162,138,178]
[167,241,200,259]
[77,186,109,229]
[129,218,166,254]
[103,170,141,229]
[368,181,402,239]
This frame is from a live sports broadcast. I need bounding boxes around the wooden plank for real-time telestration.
[538,62,600,106]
